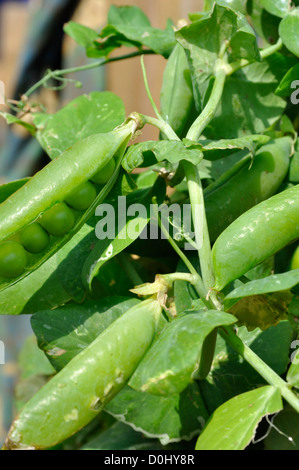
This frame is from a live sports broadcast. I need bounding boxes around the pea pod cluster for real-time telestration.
[3,298,162,450]
[0,119,137,291]
[204,137,292,242]
[212,184,299,290]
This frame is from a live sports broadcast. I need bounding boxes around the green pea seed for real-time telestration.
[40,202,75,237]
[0,241,28,278]
[20,223,50,254]
[91,159,115,185]
[65,181,97,211]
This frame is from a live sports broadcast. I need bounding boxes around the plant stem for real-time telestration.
[227,37,283,76]
[140,55,162,120]
[260,38,283,59]
[221,326,299,414]
[139,114,180,141]
[182,161,221,379]
[151,198,209,305]
[24,50,155,98]
[160,272,198,285]
[182,161,216,294]
[186,60,227,142]
[182,57,228,375]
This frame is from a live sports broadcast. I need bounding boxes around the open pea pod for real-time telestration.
[0,118,138,292]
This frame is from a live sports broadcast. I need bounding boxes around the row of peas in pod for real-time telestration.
[0,159,115,279]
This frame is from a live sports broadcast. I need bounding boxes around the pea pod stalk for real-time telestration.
[3,298,162,450]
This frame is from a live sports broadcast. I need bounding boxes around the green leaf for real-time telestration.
[237,321,294,377]
[258,0,291,18]
[81,421,162,450]
[279,8,299,57]
[290,145,299,183]
[244,256,275,281]
[0,112,36,136]
[195,386,283,450]
[81,178,166,290]
[31,297,140,371]
[122,140,203,173]
[176,4,260,110]
[199,321,294,413]
[15,335,56,412]
[108,5,151,27]
[0,177,30,204]
[198,134,270,161]
[204,65,286,139]
[174,259,199,315]
[33,91,126,159]
[95,6,175,58]
[17,335,56,380]
[259,8,281,44]
[287,348,299,387]
[276,63,299,97]
[129,310,237,396]
[63,21,99,48]
[224,270,299,310]
[105,383,208,445]
[202,0,248,15]
[227,291,291,331]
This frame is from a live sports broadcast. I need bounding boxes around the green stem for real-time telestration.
[151,198,209,306]
[140,55,162,120]
[182,162,216,295]
[186,60,227,142]
[182,56,228,375]
[182,161,221,379]
[260,38,283,59]
[139,114,180,141]
[160,272,198,285]
[227,38,283,76]
[221,326,299,414]
[24,50,155,98]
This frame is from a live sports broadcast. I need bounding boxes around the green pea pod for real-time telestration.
[3,298,162,450]
[212,184,299,291]
[0,119,138,291]
[204,137,292,242]
[160,43,196,138]
[0,177,30,204]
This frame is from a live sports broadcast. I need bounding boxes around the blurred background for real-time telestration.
[0,0,203,445]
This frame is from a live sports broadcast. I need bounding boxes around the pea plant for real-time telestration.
[1,0,299,451]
